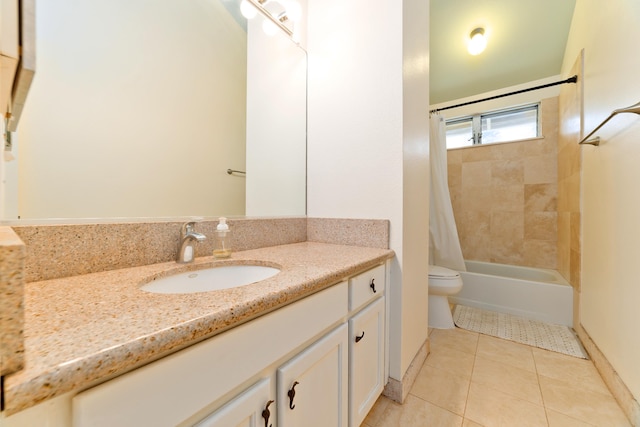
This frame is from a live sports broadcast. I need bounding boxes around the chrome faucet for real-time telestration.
[177,222,206,263]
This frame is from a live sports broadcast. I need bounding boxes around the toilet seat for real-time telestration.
[428,265,461,279]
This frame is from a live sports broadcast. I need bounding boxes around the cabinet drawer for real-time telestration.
[349,264,385,311]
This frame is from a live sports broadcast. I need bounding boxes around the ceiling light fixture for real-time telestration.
[240,0,297,37]
[467,27,487,55]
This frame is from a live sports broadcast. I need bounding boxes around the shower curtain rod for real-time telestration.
[430,75,578,114]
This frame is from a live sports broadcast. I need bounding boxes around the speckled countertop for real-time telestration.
[3,242,394,415]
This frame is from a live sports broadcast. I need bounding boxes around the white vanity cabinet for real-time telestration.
[4,261,389,427]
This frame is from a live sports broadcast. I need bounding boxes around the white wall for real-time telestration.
[11,0,247,219]
[307,0,430,381]
[562,0,640,401]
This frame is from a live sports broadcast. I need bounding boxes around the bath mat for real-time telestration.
[453,305,588,359]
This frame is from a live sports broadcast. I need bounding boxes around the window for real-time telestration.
[445,104,540,149]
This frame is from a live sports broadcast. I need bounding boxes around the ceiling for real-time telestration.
[430,0,577,105]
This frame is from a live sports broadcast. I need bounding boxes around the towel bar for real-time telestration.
[579,101,640,146]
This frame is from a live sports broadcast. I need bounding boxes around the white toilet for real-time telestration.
[428,265,464,329]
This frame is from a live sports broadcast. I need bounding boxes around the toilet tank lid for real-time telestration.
[428,265,460,278]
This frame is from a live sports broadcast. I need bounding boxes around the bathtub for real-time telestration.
[449,260,574,327]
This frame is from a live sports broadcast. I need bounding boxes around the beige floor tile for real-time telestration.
[472,355,543,405]
[362,395,393,427]
[429,327,479,355]
[532,347,610,395]
[425,344,476,379]
[462,419,485,427]
[476,334,536,373]
[465,382,547,427]
[546,409,596,427]
[539,375,631,426]
[411,363,471,416]
[376,394,463,427]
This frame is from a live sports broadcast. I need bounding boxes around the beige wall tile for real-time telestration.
[461,184,493,212]
[447,148,463,165]
[557,212,571,282]
[462,161,492,188]
[462,145,493,162]
[492,184,525,212]
[570,212,581,252]
[566,173,581,213]
[448,162,462,189]
[524,154,557,184]
[492,140,528,160]
[570,248,581,290]
[492,159,524,186]
[490,238,524,264]
[447,96,561,269]
[491,212,524,239]
[461,233,492,262]
[525,183,557,212]
[525,212,557,240]
[459,211,490,237]
[523,240,557,269]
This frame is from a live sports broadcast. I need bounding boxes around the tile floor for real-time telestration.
[362,327,631,427]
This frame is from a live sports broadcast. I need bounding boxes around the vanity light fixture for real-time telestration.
[240,0,296,37]
[467,27,487,55]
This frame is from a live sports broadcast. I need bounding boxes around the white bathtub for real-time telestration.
[449,260,574,326]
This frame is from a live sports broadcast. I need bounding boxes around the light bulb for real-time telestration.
[240,0,258,19]
[467,28,487,55]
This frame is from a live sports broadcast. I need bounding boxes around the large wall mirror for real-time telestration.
[2,0,307,221]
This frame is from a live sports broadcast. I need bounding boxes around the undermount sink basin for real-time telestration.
[140,265,281,294]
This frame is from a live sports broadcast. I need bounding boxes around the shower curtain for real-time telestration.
[429,113,466,271]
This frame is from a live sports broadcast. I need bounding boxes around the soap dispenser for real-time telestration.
[213,217,232,258]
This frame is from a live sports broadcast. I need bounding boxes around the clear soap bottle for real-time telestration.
[213,217,232,258]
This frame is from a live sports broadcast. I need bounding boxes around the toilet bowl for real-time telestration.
[428,265,463,329]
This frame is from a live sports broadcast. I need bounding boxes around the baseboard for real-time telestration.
[576,323,640,426]
[383,338,430,404]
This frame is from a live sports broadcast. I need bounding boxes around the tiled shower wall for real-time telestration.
[557,59,582,293]
[447,97,559,269]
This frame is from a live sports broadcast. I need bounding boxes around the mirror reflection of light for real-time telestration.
[240,0,258,19]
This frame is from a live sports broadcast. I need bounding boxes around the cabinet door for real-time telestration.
[277,324,348,427]
[194,378,272,427]
[349,297,385,427]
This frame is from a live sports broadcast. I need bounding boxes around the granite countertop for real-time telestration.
[3,242,394,415]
